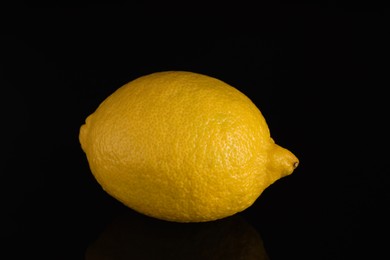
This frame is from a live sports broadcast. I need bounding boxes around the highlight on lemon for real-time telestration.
[79,71,299,222]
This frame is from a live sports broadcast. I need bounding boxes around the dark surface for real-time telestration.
[2,4,389,259]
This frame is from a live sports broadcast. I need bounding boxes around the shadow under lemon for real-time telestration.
[85,210,269,260]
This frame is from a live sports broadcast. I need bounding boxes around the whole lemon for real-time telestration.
[79,71,298,222]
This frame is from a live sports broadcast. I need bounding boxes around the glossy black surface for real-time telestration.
[2,4,389,259]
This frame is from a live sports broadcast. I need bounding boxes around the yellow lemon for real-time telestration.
[79,71,298,222]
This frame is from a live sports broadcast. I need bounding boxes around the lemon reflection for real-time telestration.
[85,211,269,260]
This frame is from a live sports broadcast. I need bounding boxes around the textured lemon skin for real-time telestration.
[80,71,298,222]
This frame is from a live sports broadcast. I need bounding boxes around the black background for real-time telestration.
[1,3,389,259]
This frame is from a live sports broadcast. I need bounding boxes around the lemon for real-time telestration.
[79,71,298,222]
